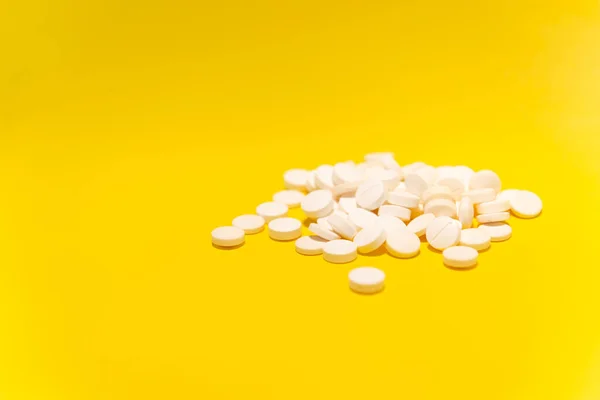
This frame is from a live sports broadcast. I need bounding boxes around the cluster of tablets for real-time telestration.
[211,153,542,294]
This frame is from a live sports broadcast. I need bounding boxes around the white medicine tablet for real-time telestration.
[232,214,265,234]
[378,215,407,235]
[308,222,340,241]
[332,181,360,197]
[459,228,491,251]
[393,182,407,192]
[458,197,474,229]
[476,199,510,214]
[353,224,387,254]
[510,190,543,219]
[454,166,475,187]
[415,165,438,184]
[211,226,245,247]
[425,216,461,251]
[424,198,457,218]
[301,190,334,219]
[327,213,358,240]
[314,164,335,190]
[332,161,360,185]
[323,239,358,264]
[348,208,379,230]
[422,185,454,203]
[478,222,512,242]
[368,168,401,191]
[273,190,305,208]
[305,171,317,192]
[356,179,386,211]
[462,188,496,204]
[436,177,465,200]
[405,173,429,197]
[378,205,411,222]
[469,170,502,193]
[339,194,358,214]
[268,217,302,241]
[476,212,510,224]
[317,216,333,231]
[283,168,310,190]
[407,213,435,237]
[496,189,520,204]
[349,267,385,294]
[256,201,289,222]
[386,229,421,258]
[387,191,420,209]
[443,246,478,268]
[295,235,327,255]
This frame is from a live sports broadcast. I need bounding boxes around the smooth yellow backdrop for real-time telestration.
[2,0,600,399]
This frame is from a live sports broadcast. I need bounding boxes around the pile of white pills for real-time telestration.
[211,152,543,294]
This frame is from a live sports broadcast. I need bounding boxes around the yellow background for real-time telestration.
[2,0,600,399]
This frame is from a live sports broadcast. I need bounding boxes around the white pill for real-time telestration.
[476,212,510,224]
[415,165,438,184]
[353,224,387,254]
[422,185,454,203]
[306,171,317,192]
[356,179,386,210]
[496,189,520,204]
[295,235,327,255]
[348,208,379,230]
[424,198,457,218]
[393,182,407,192]
[459,228,491,251]
[314,165,335,190]
[425,216,461,251]
[338,194,358,214]
[405,173,429,197]
[332,161,360,185]
[478,222,512,242]
[273,190,305,207]
[256,201,288,222]
[211,226,245,247]
[469,170,502,193]
[458,197,474,229]
[510,190,543,219]
[283,168,310,190]
[454,166,475,187]
[377,215,407,234]
[365,152,395,163]
[443,246,478,268]
[402,161,427,176]
[308,222,340,241]
[435,177,465,200]
[436,166,455,179]
[349,267,385,294]
[367,168,401,191]
[301,190,334,219]
[332,181,360,197]
[317,216,333,231]
[462,188,496,204]
[407,213,435,237]
[327,213,358,240]
[232,214,265,234]
[386,229,420,258]
[378,205,411,222]
[323,239,358,264]
[476,199,510,214]
[387,191,420,209]
[268,217,302,241]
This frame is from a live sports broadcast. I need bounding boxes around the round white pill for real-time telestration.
[301,190,334,219]
[349,267,385,294]
[317,216,333,231]
[256,201,289,222]
[356,179,386,211]
[496,189,520,204]
[476,199,510,214]
[314,165,335,190]
[211,226,245,247]
[353,224,387,254]
[476,212,510,224]
[308,222,340,241]
[415,165,438,184]
[424,198,457,218]
[232,214,265,234]
[386,229,421,258]
[407,212,435,237]
[478,222,512,242]
[295,235,327,255]
[462,188,496,204]
[387,191,420,209]
[327,213,358,240]
[348,208,379,230]
[305,171,317,192]
[459,228,491,251]
[284,168,310,190]
[378,205,411,222]
[454,166,475,187]
[273,190,305,208]
[339,194,358,214]
[323,239,358,264]
[402,161,427,176]
[426,216,461,251]
[469,170,502,193]
[405,173,429,197]
[367,168,401,191]
[458,197,474,229]
[268,217,302,241]
[422,185,454,203]
[332,161,361,185]
[378,215,407,235]
[365,152,395,163]
[332,181,360,197]
[510,190,543,219]
[436,177,465,200]
[443,246,478,268]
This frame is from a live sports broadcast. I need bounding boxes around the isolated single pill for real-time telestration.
[301,190,334,219]
[426,216,461,251]
[407,213,435,237]
[348,208,379,230]
[268,217,302,241]
[378,205,411,222]
[356,179,386,211]
[443,246,478,268]
[469,170,502,193]
[476,212,510,224]
[462,188,496,204]
[476,199,510,214]
[377,215,407,235]
[232,214,265,234]
[424,198,457,218]
[273,190,305,208]
[387,191,420,209]
[327,213,358,240]
[211,226,245,247]
[458,197,474,229]
[459,228,491,251]
[256,202,289,222]
[323,239,358,264]
[510,190,543,219]
[308,222,340,241]
[295,235,327,255]
[349,267,385,294]
[283,168,310,190]
[478,222,512,242]
[386,229,420,258]
[353,224,387,254]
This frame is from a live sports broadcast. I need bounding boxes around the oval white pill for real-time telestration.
[314,165,335,190]
[323,239,358,264]
[424,198,457,218]
[256,201,289,222]
[476,199,510,214]
[387,191,420,209]
[211,226,245,247]
[422,185,454,203]
[407,212,435,237]
[378,205,411,222]
[469,170,502,193]
[327,213,358,240]
[273,190,305,208]
[436,177,465,200]
[338,194,358,214]
[425,216,461,251]
[443,246,478,268]
[349,267,385,294]
[268,217,302,241]
[459,228,491,251]
[295,235,327,255]
[284,168,310,190]
[458,197,474,229]
[462,188,496,204]
[301,190,334,219]
[405,173,429,197]
[348,208,379,230]
[386,229,420,258]
[476,212,510,224]
[308,222,340,241]
[356,179,386,211]
[478,222,512,242]
[353,224,387,254]
[232,214,265,234]
[510,190,543,219]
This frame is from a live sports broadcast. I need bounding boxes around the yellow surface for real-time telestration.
[2,0,600,399]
